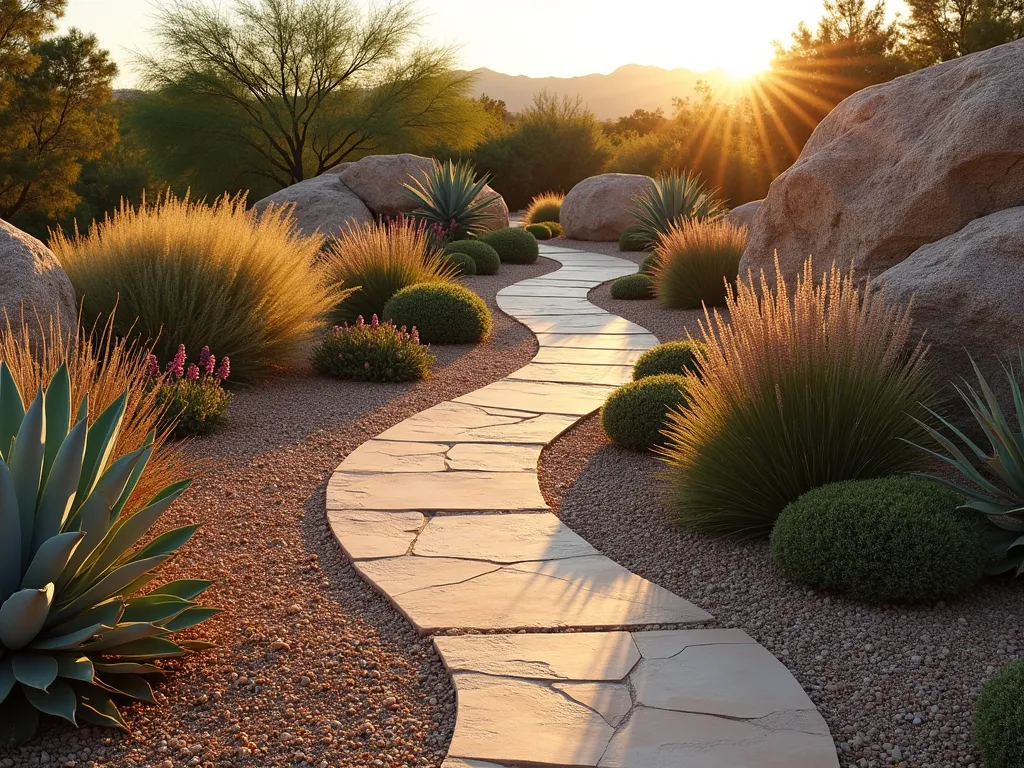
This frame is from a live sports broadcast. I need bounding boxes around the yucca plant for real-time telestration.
[660,257,938,537]
[403,160,500,241]
[913,352,1024,576]
[630,170,725,245]
[652,219,747,309]
[0,363,215,747]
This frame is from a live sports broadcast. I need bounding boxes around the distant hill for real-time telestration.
[464,64,736,121]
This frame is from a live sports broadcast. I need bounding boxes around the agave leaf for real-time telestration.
[959,498,1024,521]
[0,362,25,462]
[105,636,187,659]
[32,418,88,555]
[55,654,95,684]
[75,392,127,508]
[107,433,154,525]
[23,677,77,724]
[84,621,165,652]
[95,673,156,704]
[177,639,217,652]
[42,598,122,637]
[128,524,198,564]
[29,622,103,651]
[51,555,169,623]
[0,656,13,700]
[149,579,213,601]
[0,691,39,748]
[10,389,44,563]
[160,606,222,633]
[93,661,163,675]
[121,594,193,624]
[41,364,72,484]
[12,652,58,690]
[75,393,88,427]
[0,460,21,602]
[22,531,85,590]
[0,584,54,650]
[76,688,128,730]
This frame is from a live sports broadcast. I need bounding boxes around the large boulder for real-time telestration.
[561,173,655,241]
[0,219,77,343]
[253,175,372,239]
[742,39,1024,284]
[339,153,435,217]
[725,199,762,230]
[476,184,509,232]
[878,206,1024,405]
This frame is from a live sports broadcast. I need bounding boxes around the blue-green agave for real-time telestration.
[630,170,725,244]
[403,160,500,241]
[0,362,216,747]
[914,353,1024,576]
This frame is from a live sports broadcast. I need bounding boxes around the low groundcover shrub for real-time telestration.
[311,314,435,382]
[601,374,689,451]
[480,227,539,264]
[633,340,706,380]
[973,659,1024,768]
[525,223,552,240]
[445,240,501,275]
[610,273,655,300]
[384,283,491,344]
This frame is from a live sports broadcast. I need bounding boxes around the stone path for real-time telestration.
[326,243,840,767]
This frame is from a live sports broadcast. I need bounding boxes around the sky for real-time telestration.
[60,0,904,88]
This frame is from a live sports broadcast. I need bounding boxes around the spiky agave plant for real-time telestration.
[403,160,500,241]
[913,352,1024,576]
[0,363,215,747]
[630,170,725,245]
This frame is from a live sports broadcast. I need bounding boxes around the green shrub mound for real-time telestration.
[610,273,655,300]
[601,374,689,451]
[770,477,986,603]
[384,283,492,344]
[545,221,563,236]
[445,240,501,275]
[158,379,232,437]
[311,317,435,382]
[443,250,477,276]
[974,660,1024,768]
[619,224,653,252]
[640,252,659,274]
[526,223,552,240]
[480,227,539,264]
[633,340,706,380]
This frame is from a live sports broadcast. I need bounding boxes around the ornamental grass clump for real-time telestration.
[619,224,654,252]
[524,191,563,225]
[52,193,341,383]
[652,219,747,309]
[310,314,435,382]
[661,257,938,537]
[323,219,457,324]
[148,345,232,438]
[0,364,215,747]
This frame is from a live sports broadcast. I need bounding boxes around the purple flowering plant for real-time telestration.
[310,314,435,382]
[146,344,233,437]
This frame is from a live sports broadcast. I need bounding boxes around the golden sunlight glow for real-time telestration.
[722,49,774,80]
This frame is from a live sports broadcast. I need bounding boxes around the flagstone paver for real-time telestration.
[324,244,839,767]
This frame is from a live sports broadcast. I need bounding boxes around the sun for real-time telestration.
[723,51,772,80]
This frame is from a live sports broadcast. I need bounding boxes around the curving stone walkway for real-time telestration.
[326,243,840,767]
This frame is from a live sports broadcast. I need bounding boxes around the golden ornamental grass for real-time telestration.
[652,219,747,309]
[51,193,341,383]
[322,219,457,324]
[0,311,189,513]
[524,191,564,225]
[660,256,939,537]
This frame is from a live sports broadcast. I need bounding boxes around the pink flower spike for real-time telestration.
[206,354,216,376]
[356,315,365,327]
[146,353,160,377]
[363,361,370,369]
[371,314,379,328]
[169,344,186,378]
[198,346,211,369]
[216,356,230,382]
[187,363,200,380]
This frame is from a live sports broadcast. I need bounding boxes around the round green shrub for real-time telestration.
[633,340,706,380]
[526,223,552,240]
[640,252,659,274]
[442,250,477,276]
[610,273,655,300]
[601,374,689,451]
[770,477,986,603]
[445,240,501,276]
[619,224,654,252]
[974,660,1024,768]
[480,227,539,264]
[383,283,492,344]
[545,221,563,237]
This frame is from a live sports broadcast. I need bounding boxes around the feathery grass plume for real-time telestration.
[51,192,342,383]
[524,191,564,224]
[323,219,458,324]
[652,219,747,309]
[660,257,939,537]
[0,310,188,513]
[630,169,725,244]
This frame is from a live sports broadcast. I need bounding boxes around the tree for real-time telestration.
[0,0,64,109]
[132,0,488,198]
[902,0,1024,63]
[607,108,666,137]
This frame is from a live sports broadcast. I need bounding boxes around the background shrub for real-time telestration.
[443,250,477,275]
[311,315,435,382]
[653,219,747,309]
[610,273,654,299]
[150,344,232,437]
[446,240,501,275]
[973,660,1024,768]
[633,340,706,380]
[524,191,564,224]
[545,221,563,236]
[661,259,938,537]
[323,218,457,324]
[619,224,654,252]
[384,283,491,344]
[53,193,342,383]
[771,477,986,603]
[526,223,552,240]
[480,227,539,264]
[601,374,689,451]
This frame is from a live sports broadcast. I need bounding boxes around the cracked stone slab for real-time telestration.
[599,709,840,767]
[376,401,577,444]
[532,346,647,367]
[631,628,757,659]
[367,554,711,633]
[327,509,425,560]
[434,632,640,681]
[327,470,548,511]
[445,443,542,472]
[413,512,599,563]
[454,379,615,416]
[341,440,448,473]
[631,642,820,719]
[355,555,500,597]
[553,682,632,727]
[536,333,660,350]
[514,315,652,335]
[508,362,635,386]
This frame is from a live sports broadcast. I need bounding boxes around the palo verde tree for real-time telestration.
[131,0,487,199]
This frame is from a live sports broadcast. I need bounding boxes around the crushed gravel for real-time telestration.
[0,259,555,768]
[538,239,1024,768]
